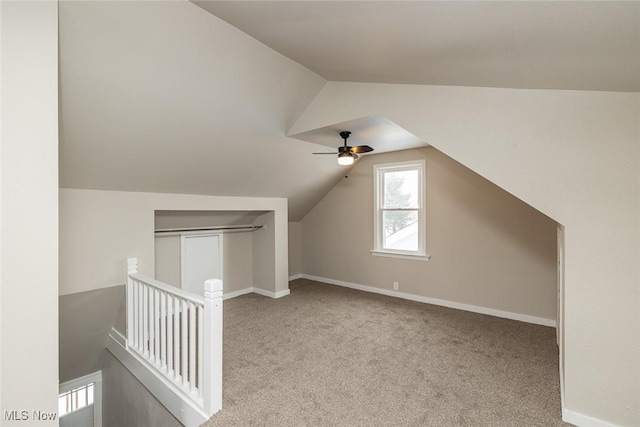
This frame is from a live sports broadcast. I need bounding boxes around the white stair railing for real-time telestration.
[125,258,222,419]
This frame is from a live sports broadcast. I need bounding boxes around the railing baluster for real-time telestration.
[167,294,174,376]
[154,288,160,364]
[189,301,196,392]
[138,281,143,351]
[197,304,203,396]
[133,280,138,349]
[174,296,180,381]
[137,280,143,352]
[133,280,137,350]
[143,283,149,355]
[161,290,167,370]
[150,287,155,361]
[181,298,188,387]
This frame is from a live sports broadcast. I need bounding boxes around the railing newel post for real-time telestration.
[126,258,138,348]
[203,278,223,415]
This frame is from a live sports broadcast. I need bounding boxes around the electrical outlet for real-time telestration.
[393,281,399,291]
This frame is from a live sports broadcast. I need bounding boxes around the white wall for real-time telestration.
[288,222,302,278]
[302,147,558,323]
[291,82,640,426]
[0,1,59,424]
[59,189,288,297]
[252,212,277,293]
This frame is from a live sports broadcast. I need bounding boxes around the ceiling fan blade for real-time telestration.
[350,145,374,154]
[312,152,339,155]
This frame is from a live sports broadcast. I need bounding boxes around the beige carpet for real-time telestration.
[202,279,568,427]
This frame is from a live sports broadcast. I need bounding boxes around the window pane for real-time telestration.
[75,387,86,409]
[383,210,418,251]
[58,393,69,416]
[87,383,94,405]
[383,170,419,209]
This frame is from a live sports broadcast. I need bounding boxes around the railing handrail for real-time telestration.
[129,272,205,305]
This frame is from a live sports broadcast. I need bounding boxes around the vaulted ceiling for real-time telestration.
[59,1,331,221]
[58,1,640,221]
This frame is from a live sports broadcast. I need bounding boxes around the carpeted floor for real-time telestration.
[202,279,568,427]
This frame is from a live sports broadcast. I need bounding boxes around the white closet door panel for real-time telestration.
[182,235,221,295]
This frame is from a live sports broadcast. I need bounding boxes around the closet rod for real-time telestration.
[155,225,263,234]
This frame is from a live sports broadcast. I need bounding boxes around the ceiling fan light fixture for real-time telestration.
[313,129,372,164]
[337,152,357,166]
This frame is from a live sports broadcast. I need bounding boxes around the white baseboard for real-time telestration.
[562,409,620,427]
[274,289,290,298]
[224,286,290,300]
[252,287,290,299]
[301,274,556,328]
[289,274,303,281]
[223,287,253,300]
[106,330,208,427]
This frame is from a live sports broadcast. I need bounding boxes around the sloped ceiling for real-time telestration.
[59,1,342,221]
[59,1,640,223]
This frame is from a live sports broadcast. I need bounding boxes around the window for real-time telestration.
[372,160,427,260]
[58,383,94,417]
[58,370,102,425]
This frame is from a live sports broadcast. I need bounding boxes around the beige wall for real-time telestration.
[60,286,125,383]
[302,147,558,322]
[288,222,302,277]
[60,189,288,296]
[252,212,277,293]
[0,1,59,423]
[103,352,182,427]
[291,82,640,426]
[154,236,182,287]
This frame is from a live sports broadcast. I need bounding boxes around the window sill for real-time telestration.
[370,250,431,261]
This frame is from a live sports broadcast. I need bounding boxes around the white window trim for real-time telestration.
[372,159,429,260]
[59,370,102,427]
